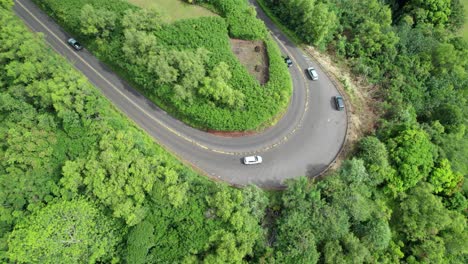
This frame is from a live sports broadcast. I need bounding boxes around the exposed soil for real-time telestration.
[229,39,269,85]
[207,130,258,137]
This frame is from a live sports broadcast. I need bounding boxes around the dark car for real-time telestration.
[284,56,293,67]
[67,38,83,51]
[334,96,345,111]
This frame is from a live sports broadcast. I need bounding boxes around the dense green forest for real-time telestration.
[0,2,267,262]
[1,0,467,263]
[259,0,468,178]
[256,0,468,262]
[32,0,292,131]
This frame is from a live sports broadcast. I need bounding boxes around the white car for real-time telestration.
[307,67,318,80]
[243,155,263,165]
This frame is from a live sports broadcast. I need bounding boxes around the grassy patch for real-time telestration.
[127,0,216,21]
[462,0,468,41]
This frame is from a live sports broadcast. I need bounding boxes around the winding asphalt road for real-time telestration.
[13,0,347,188]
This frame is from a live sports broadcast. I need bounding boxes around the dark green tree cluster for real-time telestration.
[400,0,453,27]
[257,0,467,262]
[119,13,245,109]
[0,4,266,262]
[34,0,292,131]
[2,0,467,262]
[261,0,338,49]
[79,4,117,38]
[272,158,467,263]
[8,199,123,263]
[125,185,267,263]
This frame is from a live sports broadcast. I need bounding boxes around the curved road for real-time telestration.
[13,0,347,188]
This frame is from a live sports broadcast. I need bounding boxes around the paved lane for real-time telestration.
[13,0,347,188]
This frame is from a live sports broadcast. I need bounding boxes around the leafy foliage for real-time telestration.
[7,199,123,263]
[0,5,265,263]
[187,0,268,40]
[79,4,116,38]
[429,158,463,195]
[357,136,394,186]
[402,0,452,27]
[386,128,434,193]
[262,0,337,49]
[394,183,468,263]
[3,0,468,263]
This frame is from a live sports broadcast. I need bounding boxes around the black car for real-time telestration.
[334,96,345,111]
[284,56,293,67]
[67,38,83,51]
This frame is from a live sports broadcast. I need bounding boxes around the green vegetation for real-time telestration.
[34,0,292,131]
[1,0,467,263]
[463,0,468,40]
[257,0,468,262]
[0,3,265,262]
[128,0,216,22]
[8,199,123,263]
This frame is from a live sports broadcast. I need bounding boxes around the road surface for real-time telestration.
[13,0,347,188]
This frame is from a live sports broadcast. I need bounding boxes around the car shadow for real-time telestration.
[330,97,336,110]
[304,69,312,80]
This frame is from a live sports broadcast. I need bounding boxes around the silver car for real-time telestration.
[67,38,83,51]
[243,155,263,165]
[307,67,318,80]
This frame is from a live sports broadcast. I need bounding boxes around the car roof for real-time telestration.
[245,155,261,161]
[245,156,256,161]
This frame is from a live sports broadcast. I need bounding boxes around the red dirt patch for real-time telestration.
[229,39,269,85]
[206,130,257,137]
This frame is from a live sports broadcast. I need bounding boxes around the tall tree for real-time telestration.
[122,8,162,32]
[386,128,434,193]
[80,4,116,38]
[393,183,468,262]
[60,129,166,226]
[429,158,463,195]
[7,199,123,263]
[403,0,452,27]
[198,62,245,109]
[357,136,394,186]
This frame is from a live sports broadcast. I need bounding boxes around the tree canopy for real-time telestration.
[7,199,123,264]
